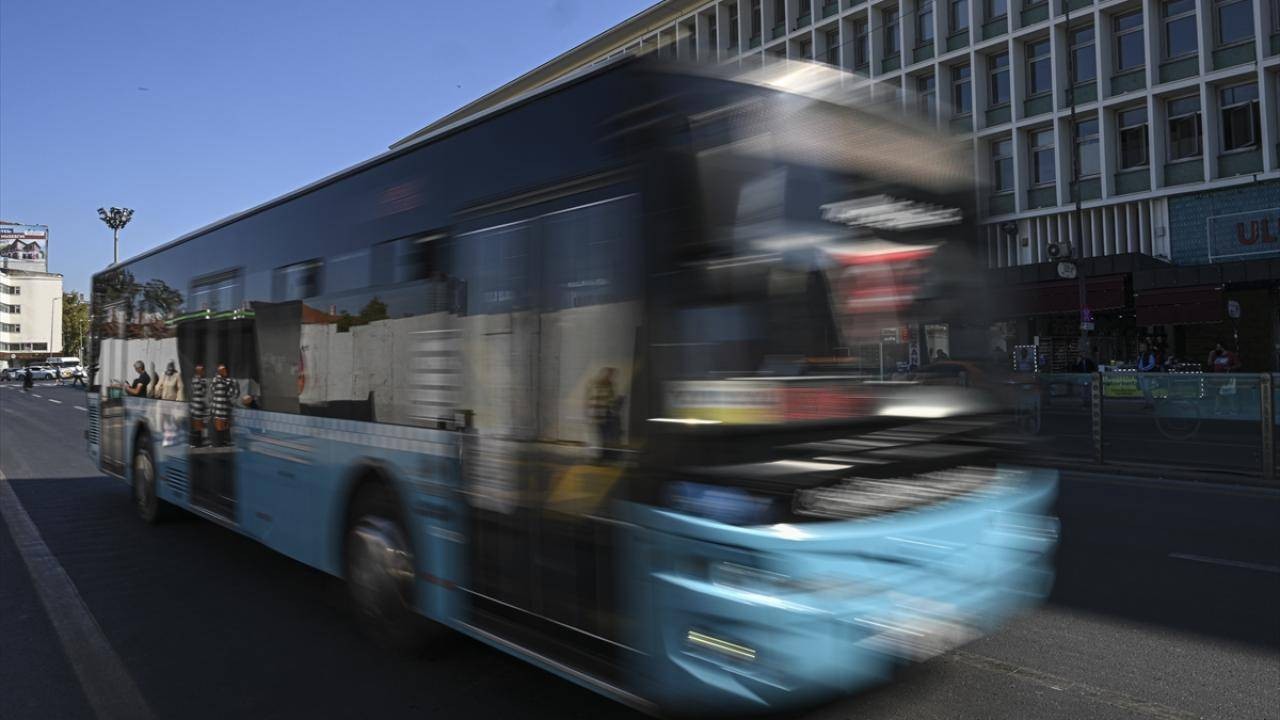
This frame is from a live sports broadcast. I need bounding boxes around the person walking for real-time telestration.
[22,367,33,392]
[189,364,209,447]
[71,365,86,388]
[1208,341,1241,416]
[587,367,621,461]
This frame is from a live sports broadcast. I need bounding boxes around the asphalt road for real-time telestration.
[2,381,1278,720]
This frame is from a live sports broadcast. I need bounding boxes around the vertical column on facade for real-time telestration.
[1199,82,1219,181]
[868,1,885,77]
[1010,36,1027,124]
[1012,121,1030,214]
[1141,0,1159,90]
[1054,114,1072,206]
[1193,0,1211,76]
[1090,207,1103,257]
[1093,5,1112,106]
[1138,200,1152,255]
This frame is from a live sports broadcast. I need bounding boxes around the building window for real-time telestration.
[1162,0,1198,58]
[729,4,740,47]
[884,9,901,56]
[1069,26,1096,84]
[0,303,20,314]
[1029,128,1056,186]
[709,14,718,50]
[0,323,18,333]
[989,52,1010,106]
[952,64,972,115]
[1114,11,1145,71]
[774,0,787,28]
[1219,83,1260,151]
[986,0,1007,19]
[751,0,762,41]
[1117,107,1149,168]
[1074,117,1101,177]
[918,1,935,46]
[798,38,812,59]
[919,74,937,116]
[1215,0,1254,45]
[1026,39,1051,96]
[0,284,18,295]
[992,138,1014,191]
[854,19,870,65]
[950,0,969,32]
[272,259,323,301]
[1166,95,1202,160]
[825,28,840,64]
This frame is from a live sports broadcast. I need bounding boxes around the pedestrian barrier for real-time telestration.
[1019,372,1278,483]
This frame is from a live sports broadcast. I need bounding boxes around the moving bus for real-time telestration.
[86,58,1056,714]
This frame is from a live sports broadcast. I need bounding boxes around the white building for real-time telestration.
[394,0,1280,369]
[1,222,63,360]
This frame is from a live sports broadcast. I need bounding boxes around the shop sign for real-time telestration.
[881,327,899,343]
[1207,208,1280,262]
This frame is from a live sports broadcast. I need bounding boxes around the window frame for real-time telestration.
[1117,106,1150,169]
[1028,127,1056,187]
[1166,94,1202,161]
[1213,0,1255,47]
[854,18,870,66]
[952,63,973,116]
[1069,25,1097,85]
[988,51,1011,107]
[884,8,901,56]
[729,4,740,47]
[1073,116,1101,178]
[1218,82,1260,152]
[1161,0,1198,59]
[825,28,840,65]
[986,0,1008,20]
[992,137,1015,192]
[751,0,763,40]
[1113,10,1146,72]
[1026,38,1052,97]
[918,0,936,47]
[950,0,969,32]
[918,74,937,116]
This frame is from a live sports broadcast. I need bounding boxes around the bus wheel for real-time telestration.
[344,488,429,652]
[132,436,165,524]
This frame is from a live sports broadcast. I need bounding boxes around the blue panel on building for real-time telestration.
[1167,181,1280,266]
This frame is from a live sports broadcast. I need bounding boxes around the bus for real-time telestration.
[86,58,1057,715]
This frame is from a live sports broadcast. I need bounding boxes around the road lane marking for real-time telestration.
[1168,552,1280,574]
[0,471,155,720]
[949,651,1198,720]
[32,394,42,398]
[48,399,63,404]
[75,406,88,412]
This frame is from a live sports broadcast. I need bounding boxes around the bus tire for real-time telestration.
[344,484,431,652]
[131,434,167,524]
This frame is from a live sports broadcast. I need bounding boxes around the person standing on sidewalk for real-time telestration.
[210,363,239,448]
[1137,342,1158,408]
[189,364,209,447]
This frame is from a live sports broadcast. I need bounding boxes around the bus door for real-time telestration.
[459,191,641,675]
[98,302,129,476]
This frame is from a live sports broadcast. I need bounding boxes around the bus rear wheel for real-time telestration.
[344,486,431,652]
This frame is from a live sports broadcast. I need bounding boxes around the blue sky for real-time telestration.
[0,0,653,295]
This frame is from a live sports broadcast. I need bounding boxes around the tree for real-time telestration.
[62,291,90,359]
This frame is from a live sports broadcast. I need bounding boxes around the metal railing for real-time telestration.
[1016,372,1278,482]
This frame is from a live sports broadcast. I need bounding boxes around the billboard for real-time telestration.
[0,222,49,272]
[1207,208,1280,262]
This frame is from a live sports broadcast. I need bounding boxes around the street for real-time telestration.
[2,382,1278,719]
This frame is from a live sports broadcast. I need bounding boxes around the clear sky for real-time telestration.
[0,0,654,295]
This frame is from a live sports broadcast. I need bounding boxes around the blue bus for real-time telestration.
[87,59,1057,714]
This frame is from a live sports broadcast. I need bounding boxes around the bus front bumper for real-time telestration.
[629,468,1058,714]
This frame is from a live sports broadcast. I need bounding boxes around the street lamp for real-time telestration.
[97,207,134,265]
[51,295,61,356]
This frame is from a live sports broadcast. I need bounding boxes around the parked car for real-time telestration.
[0,367,17,381]
[25,365,58,381]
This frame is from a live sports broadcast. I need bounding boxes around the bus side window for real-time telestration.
[272,259,323,302]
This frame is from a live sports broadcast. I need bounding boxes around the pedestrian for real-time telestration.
[1208,341,1241,416]
[155,361,183,401]
[189,364,209,447]
[71,365,86,388]
[210,363,239,447]
[1137,342,1158,408]
[22,367,33,392]
[124,361,150,397]
[587,367,621,461]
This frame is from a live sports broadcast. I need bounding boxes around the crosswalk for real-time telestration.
[0,383,88,408]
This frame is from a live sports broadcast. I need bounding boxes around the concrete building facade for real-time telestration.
[394,0,1279,368]
[1,222,64,359]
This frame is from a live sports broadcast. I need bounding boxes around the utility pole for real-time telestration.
[97,207,134,265]
[1065,0,1089,360]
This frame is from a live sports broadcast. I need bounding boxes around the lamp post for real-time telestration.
[97,207,134,265]
[50,295,61,356]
